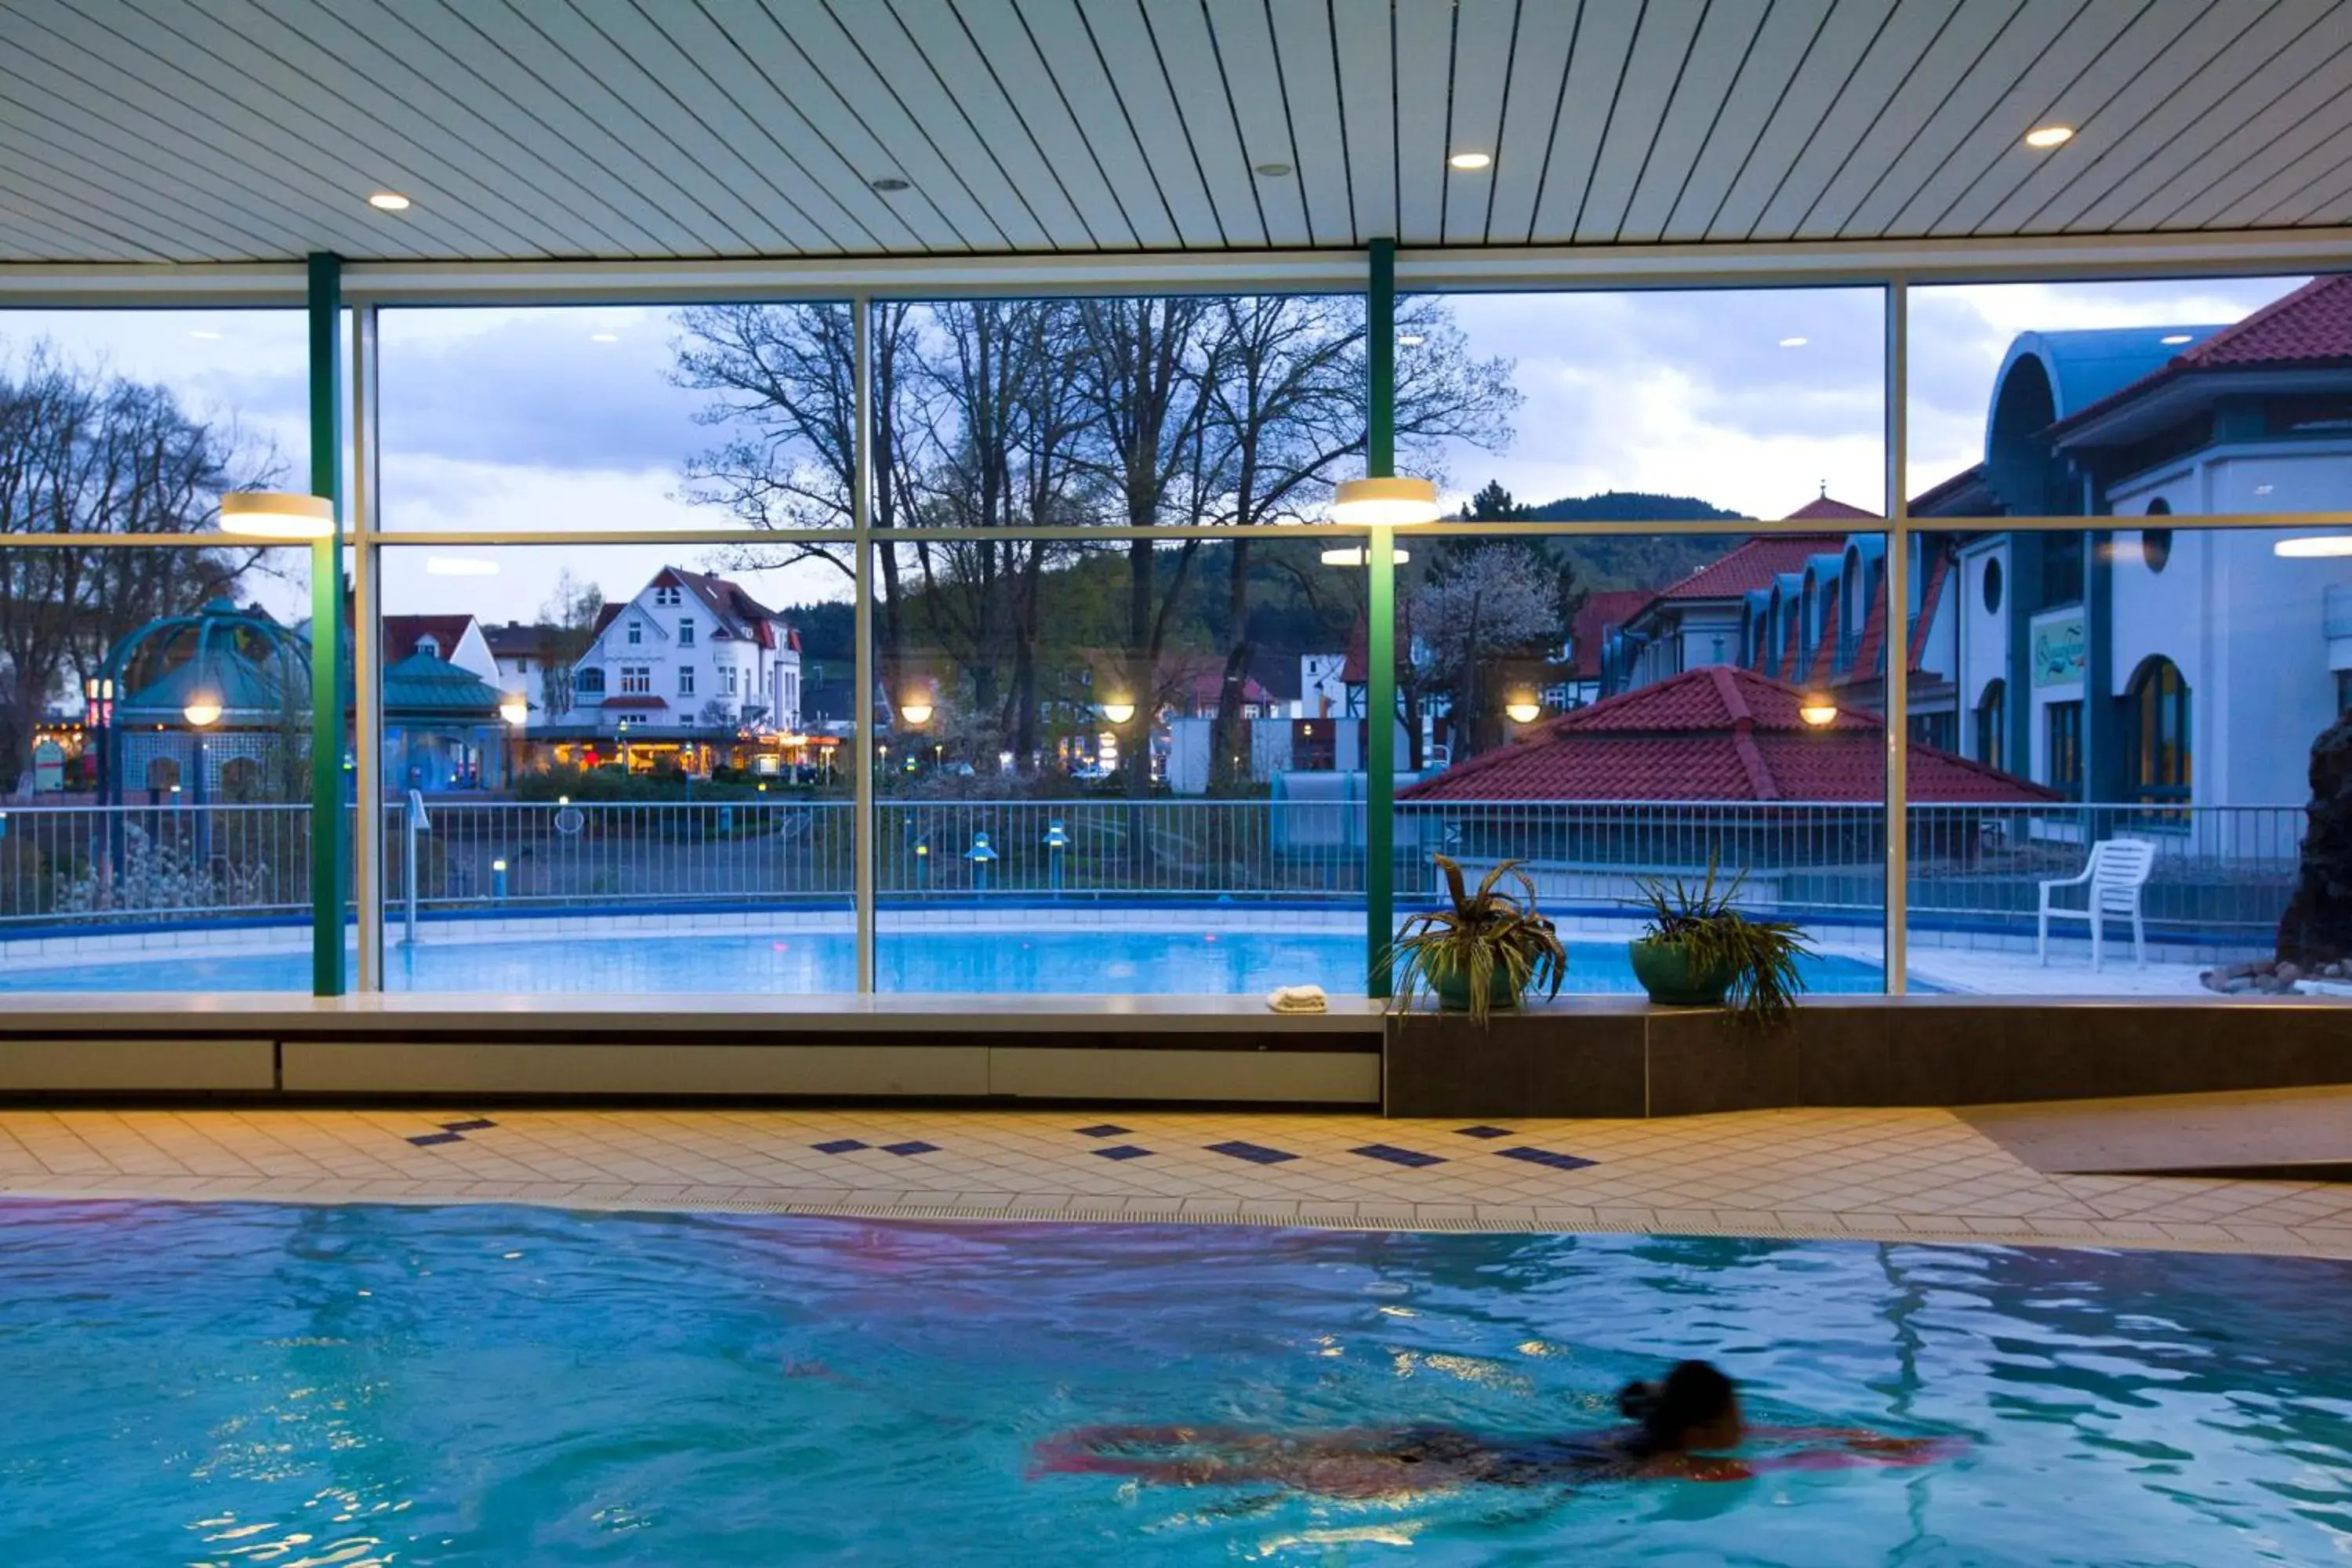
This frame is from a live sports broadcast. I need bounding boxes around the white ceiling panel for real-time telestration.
[3,0,2351,265]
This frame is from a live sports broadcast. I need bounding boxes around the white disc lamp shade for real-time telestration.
[1504,698,1543,724]
[1798,698,1839,727]
[1099,699,1137,724]
[898,695,935,726]
[183,695,223,728]
[499,695,530,727]
[1330,475,1443,525]
[219,491,335,540]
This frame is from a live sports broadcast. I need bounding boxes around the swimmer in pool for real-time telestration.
[1031,1360,1962,1497]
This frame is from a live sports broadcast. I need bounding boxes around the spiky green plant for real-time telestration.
[1629,858,1814,1029]
[1384,855,1567,1025]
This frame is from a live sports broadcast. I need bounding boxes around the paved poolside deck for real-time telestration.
[4,1100,2347,1261]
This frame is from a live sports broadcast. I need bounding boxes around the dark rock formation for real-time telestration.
[2278,711,2352,967]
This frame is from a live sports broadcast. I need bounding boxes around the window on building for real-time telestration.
[1982,557,2003,614]
[2143,499,2174,572]
[621,666,650,695]
[577,667,604,695]
[1975,679,2006,771]
[2046,699,2084,800]
[2044,533,2085,606]
[626,620,642,645]
[723,665,739,695]
[655,584,681,606]
[2124,656,2190,805]
[680,621,695,647]
[2339,670,2352,714]
[1909,712,1955,751]
[678,667,695,697]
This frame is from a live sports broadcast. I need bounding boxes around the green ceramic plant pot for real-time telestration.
[1435,964,1524,1014]
[1628,938,1740,1007]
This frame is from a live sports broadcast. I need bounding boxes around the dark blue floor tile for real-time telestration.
[882,1141,940,1156]
[1456,1125,1514,1140]
[1498,1146,1597,1173]
[1349,1143,1446,1168]
[440,1119,497,1133]
[812,1138,869,1155]
[1206,1140,1297,1165]
[1092,1145,1152,1161]
[406,1131,463,1147]
[1074,1124,1131,1138]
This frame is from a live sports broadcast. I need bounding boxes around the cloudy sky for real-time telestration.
[0,272,2308,626]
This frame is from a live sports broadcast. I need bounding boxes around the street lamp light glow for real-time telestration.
[499,694,529,727]
[183,696,223,728]
[1099,699,1136,724]
[1798,698,1839,727]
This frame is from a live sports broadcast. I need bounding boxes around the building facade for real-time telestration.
[570,568,804,748]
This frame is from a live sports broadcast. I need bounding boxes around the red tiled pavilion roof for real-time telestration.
[1781,494,1879,522]
[2053,273,2352,434]
[1399,665,2053,804]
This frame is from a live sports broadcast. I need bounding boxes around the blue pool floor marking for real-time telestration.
[441,1118,498,1133]
[1497,1147,1599,1172]
[1349,1144,1446,1168]
[811,1139,869,1154]
[1456,1125,1514,1139]
[881,1141,941,1156]
[1206,1140,1298,1165]
[1092,1145,1152,1161]
[406,1131,464,1147]
[1073,1124,1130,1138]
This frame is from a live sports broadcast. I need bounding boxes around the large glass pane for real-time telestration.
[871,537,1369,995]
[1394,528,1889,996]
[0,545,316,993]
[380,303,855,532]
[375,543,852,992]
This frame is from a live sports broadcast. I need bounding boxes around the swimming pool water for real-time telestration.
[0,928,1900,996]
[3,1202,2345,1565]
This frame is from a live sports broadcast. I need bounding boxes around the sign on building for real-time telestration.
[2031,613,2085,688]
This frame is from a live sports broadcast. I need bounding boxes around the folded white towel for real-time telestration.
[1266,984,1328,1014]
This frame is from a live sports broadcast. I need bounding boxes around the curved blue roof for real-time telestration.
[1985,325,2224,461]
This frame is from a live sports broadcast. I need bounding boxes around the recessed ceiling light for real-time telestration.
[2023,125,2074,149]
[2160,333,2193,346]
[368,191,411,211]
[1779,336,1809,348]
[590,332,619,343]
[869,176,911,193]
[188,329,223,340]
[1254,161,1292,177]
[1447,151,1492,172]
[1396,333,1425,347]
[2276,535,2352,557]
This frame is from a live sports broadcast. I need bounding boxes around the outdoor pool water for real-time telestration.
[3,1204,2347,1565]
[0,927,1900,996]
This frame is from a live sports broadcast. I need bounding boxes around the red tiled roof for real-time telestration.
[2053,273,2352,434]
[1399,665,2053,804]
[1565,590,1652,680]
[381,614,477,664]
[1781,494,1879,522]
[1653,533,1842,603]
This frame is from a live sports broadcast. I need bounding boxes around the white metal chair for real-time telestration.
[2038,837,2157,970]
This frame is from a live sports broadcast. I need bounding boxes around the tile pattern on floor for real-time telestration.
[1,1105,2348,1259]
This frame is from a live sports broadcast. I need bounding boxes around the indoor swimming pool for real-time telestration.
[2,1201,2343,1564]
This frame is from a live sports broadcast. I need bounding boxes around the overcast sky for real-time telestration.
[0,273,2309,626]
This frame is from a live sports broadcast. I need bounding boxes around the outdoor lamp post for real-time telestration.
[183,692,220,865]
[491,856,508,901]
[967,829,997,893]
[1044,817,1069,894]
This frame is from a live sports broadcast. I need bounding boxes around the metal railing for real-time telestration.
[0,797,2308,951]
[0,801,312,927]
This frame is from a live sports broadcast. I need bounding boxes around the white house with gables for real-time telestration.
[571,568,803,740]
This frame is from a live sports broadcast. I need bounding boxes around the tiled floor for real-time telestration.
[3,1102,2348,1258]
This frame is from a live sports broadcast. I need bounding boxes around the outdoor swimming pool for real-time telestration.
[2,1201,2344,1564]
[0,927,1900,995]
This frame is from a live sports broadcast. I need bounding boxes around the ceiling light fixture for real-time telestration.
[1446,151,1492,171]
[590,332,619,343]
[1254,161,1292,177]
[188,329,223,340]
[2160,333,2193,346]
[1330,475,1443,525]
[219,492,334,540]
[368,191,412,211]
[1779,336,1808,347]
[2023,125,2074,149]
[869,176,911,193]
[1319,545,1412,567]
[1396,333,1425,347]
[2275,535,2352,558]
[426,556,499,577]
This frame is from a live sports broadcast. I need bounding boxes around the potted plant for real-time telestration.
[1628,861,1812,1027]
[1385,855,1568,1024]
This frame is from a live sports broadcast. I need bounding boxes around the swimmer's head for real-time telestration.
[1617,1360,1741,1453]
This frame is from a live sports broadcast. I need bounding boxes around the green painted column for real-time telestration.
[1366,239,1396,997]
[309,252,347,996]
